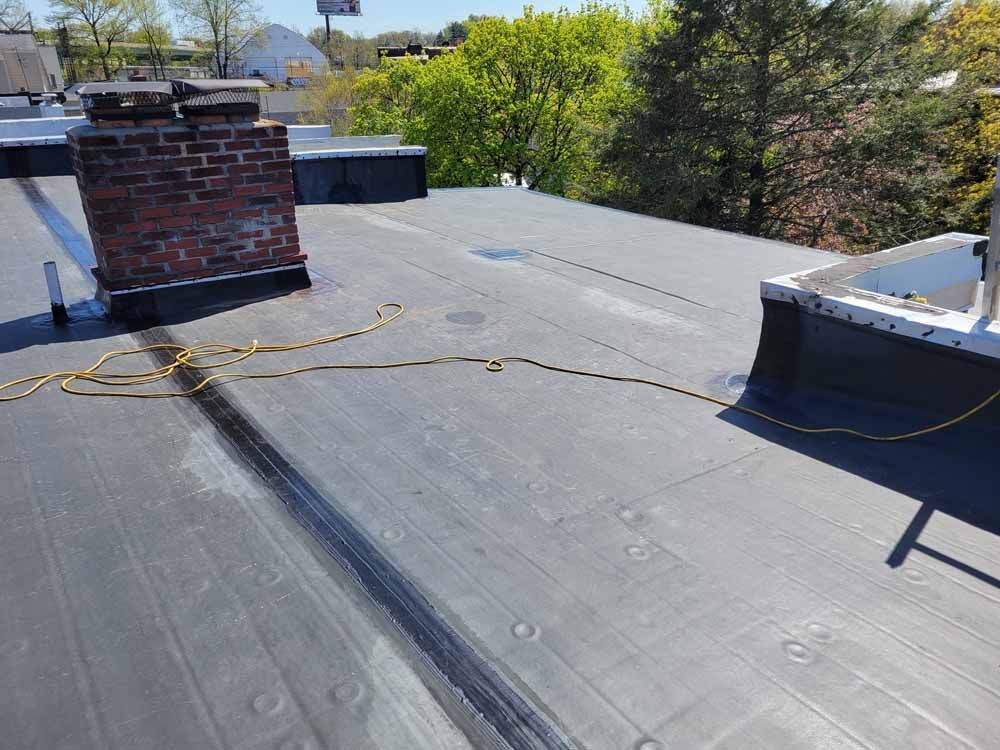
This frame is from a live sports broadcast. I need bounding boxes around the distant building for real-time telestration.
[377,42,457,64]
[239,24,328,86]
[0,32,63,97]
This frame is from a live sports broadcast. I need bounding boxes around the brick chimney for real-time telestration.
[67,81,309,318]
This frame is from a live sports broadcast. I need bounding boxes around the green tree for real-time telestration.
[299,69,356,133]
[349,53,422,136]
[602,0,949,250]
[48,0,134,79]
[434,15,488,45]
[924,0,1000,233]
[349,3,633,194]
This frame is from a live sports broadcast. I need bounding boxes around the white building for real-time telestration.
[239,24,328,86]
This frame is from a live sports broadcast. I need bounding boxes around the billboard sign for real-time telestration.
[316,0,361,14]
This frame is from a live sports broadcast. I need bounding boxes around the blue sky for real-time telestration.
[25,0,643,37]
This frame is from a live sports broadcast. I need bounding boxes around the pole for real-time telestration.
[984,156,1000,320]
[325,14,331,45]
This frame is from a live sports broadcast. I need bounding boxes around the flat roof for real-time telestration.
[3,178,999,749]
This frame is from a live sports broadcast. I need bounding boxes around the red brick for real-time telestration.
[76,134,119,148]
[186,247,220,258]
[146,145,182,157]
[186,142,220,154]
[91,187,127,200]
[196,129,234,141]
[195,189,229,201]
[129,264,166,276]
[238,249,271,261]
[229,164,259,176]
[236,230,264,240]
[109,173,149,186]
[196,213,226,225]
[206,254,240,266]
[171,258,206,272]
[138,231,172,242]
[123,133,160,145]
[205,154,240,165]
[213,199,243,211]
[269,224,298,237]
[148,250,181,264]
[157,193,192,205]
[135,179,205,196]
[147,170,189,183]
[164,131,198,143]
[165,238,200,251]
[273,243,301,257]
[101,235,135,249]
[243,151,275,162]
[175,202,214,216]
[248,196,279,207]
[260,160,290,173]
[160,215,193,228]
[191,166,225,179]
[121,220,157,233]
[254,237,284,249]
[234,184,263,197]
[224,140,257,152]
[138,207,172,220]
[92,210,135,226]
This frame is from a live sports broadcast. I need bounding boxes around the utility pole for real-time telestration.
[984,156,1000,320]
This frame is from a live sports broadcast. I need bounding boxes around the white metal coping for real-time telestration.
[0,135,69,147]
[762,232,1000,359]
[0,122,333,148]
[292,146,427,160]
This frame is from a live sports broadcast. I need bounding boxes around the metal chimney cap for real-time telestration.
[77,79,271,98]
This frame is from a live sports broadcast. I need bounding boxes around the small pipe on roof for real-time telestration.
[43,261,68,324]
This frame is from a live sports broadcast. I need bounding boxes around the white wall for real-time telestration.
[241,25,328,84]
[0,116,86,138]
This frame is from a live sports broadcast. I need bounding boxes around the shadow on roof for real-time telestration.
[0,279,334,357]
[721,388,1000,590]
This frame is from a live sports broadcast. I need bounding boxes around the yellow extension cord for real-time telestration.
[1,302,998,442]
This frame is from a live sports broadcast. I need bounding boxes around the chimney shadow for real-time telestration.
[0,277,331,357]
[718,386,1000,589]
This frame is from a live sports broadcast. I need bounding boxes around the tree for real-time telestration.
[349,3,633,193]
[349,54,422,137]
[434,15,487,45]
[299,68,356,133]
[924,0,1000,234]
[170,0,265,78]
[0,0,31,31]
[48,0,134,80]
[602,0,948,249]
[130,0,170,79]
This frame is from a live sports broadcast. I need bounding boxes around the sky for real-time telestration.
[24,0,644,38]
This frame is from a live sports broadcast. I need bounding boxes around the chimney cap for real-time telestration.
[78,79,271,98]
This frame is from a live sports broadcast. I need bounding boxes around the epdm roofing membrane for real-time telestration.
[2,177,1000,749]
